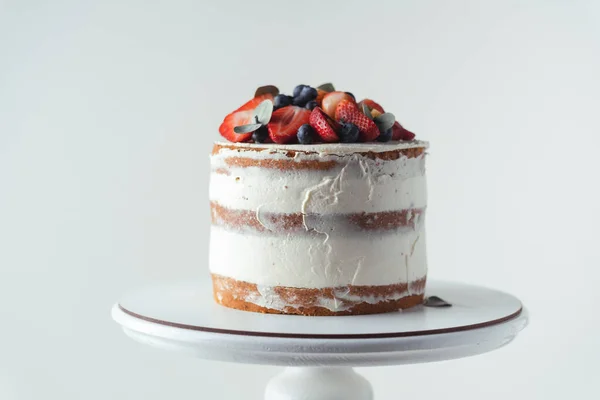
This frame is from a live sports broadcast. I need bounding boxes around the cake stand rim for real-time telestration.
[112,279,527,340]
[115,302,524,339]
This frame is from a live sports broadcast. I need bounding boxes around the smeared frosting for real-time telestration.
[209,141,428,295]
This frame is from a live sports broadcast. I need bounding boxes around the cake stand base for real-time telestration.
[265,367,372,400]
[112,280,528,399]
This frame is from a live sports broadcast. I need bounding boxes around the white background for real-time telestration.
[1,1,599,399]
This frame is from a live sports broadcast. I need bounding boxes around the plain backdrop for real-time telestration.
[1,1,599,399]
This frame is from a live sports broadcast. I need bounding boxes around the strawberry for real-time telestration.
[358,99,385,114]
[267,106,311,144]
[316,89,328,106]
[309,107,340,142]
[334,99,359,121]
[236,94,274,112]
[219,94,274,142]
[219,109,256,142]
[321,91,355,119]
[335,100,380,142]
[391,121,416,141]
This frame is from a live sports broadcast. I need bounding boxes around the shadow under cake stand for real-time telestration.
[111,280,528,400]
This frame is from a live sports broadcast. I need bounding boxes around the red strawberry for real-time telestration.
[236,94,274,112]
[219,94,274,142]
[357,99,385,114]
[267,106,311,144]
[335,100,380,142]
[335,99,360,121]
[219,109,256,142]
[309,107,340,142]
[321,91,355,119]
[391,121,416,141]
[316,89,328,106]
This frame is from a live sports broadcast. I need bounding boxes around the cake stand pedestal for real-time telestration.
[111,280,528,400]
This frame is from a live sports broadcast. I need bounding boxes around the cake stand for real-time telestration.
[111,280,528,400]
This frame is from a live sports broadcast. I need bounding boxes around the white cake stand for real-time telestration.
[111,280,528,400]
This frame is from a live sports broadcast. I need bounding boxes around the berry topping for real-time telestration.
[305,100,318,110]
[274,94,293,109]
[377,128,393,142]
[301,86,318,101]
[335,100,380,142]
[219,110,257,142]
[309,107,340,142]
[334,99,359,120]
[218,83,418,143]
[297,124,315,144]
[235,94,274,112]
[321,91,355,119]
[293,86,318,107]
[316,89,327,106]
[267,106,311,144]
[339,122,360,143]
[315,83,335,107]
[358,99,385,114]
[219,94,274,142]
[293,84,308,98]
[252,125,269,143]
[391,121,416,141]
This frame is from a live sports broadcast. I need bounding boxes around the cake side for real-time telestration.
[209,141,428,315]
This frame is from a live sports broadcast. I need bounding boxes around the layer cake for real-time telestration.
[209,140,428,315]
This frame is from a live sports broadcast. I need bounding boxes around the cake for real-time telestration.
[209,83,428,316]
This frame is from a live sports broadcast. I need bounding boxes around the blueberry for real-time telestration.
[339,122,360,143]
[345,92,355,101]
[377,128,393,142]
[292,96,308,107]
[252,125,269,143]
[300,86,318,101]
[273,94,292,109]
[297,124,315,144]
[293,84,307,97]
[305,100,318,110]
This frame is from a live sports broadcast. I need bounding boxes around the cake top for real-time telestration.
[218,83,419,145]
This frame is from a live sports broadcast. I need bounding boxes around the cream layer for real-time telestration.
[209,226,427,288]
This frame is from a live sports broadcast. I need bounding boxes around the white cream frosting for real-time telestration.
[210,147,427,214]
[209,141,429,302]
[210,226,427,288]
[212,140,428,154]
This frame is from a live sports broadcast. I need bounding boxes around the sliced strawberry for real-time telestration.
[219,94,275,142]
[335,99,360,121]
[357,99,385,114]
[321,91,355,119]
[267,106,311,144]
[335,100,380,142]
[391,121,416,141]
[235,94,274,112]
[219,109,256,142]
[309,107,340,142]
[316,89,328,107]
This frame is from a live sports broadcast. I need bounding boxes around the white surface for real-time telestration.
[112,280,526,366]
[264,368,373,400]
[115,280,522,338]
[1,1,599,400]
[112,282,526,399]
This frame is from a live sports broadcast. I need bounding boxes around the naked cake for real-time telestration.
[209,83,428,315]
